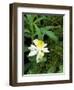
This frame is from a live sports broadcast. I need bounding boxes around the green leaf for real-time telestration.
[58,65,63,73]
[46,31,58,41]
[34,24,43,39]
[26,15,33,23]
[41,28,58,41]
[47,66,56,73]
[24,29,30,33]
[24,32,31,38]
[28,56,36,63]
[34,16,46,24]
[43,25,61,30]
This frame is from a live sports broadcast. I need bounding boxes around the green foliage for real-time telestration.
[24,14,63,74]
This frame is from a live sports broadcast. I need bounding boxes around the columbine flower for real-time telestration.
[28,39,49,63]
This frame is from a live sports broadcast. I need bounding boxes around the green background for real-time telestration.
[24,14,63,74]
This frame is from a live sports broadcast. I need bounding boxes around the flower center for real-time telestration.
[36,40,44,48]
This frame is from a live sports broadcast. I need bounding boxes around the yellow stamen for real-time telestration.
[36,40,44,48]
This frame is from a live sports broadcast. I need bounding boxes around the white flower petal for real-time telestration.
[28,50,37,56]
[42,48,49,53]
[43,43,47,47]
[36,51,44,63]
[28,44,37,51]
[33,39,38,46]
